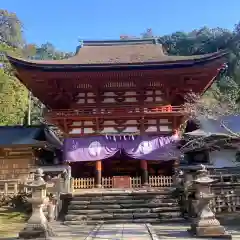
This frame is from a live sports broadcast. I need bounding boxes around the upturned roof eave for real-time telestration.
[6,50,228,71]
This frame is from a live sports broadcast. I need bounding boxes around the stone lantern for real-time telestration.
[189,164,231,239]
[19,168,56,239]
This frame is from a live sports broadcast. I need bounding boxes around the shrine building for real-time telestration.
[7,38,227,189]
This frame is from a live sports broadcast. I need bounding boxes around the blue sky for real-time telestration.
[2,0,240,52]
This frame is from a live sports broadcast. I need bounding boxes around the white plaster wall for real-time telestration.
[209,149,238,168]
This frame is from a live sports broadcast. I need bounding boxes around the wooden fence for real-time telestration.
[72,177,95,189]
[0,177,64,196]
[72,175,173,190]
[0,179,20,195]
[149,176,173,187]
[102,177,112,188]
[131,176,141,188]
[210,182,240,214]
[208,170,240,215]
[0,179,34,195]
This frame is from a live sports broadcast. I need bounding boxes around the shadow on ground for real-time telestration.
[0,206,27,238]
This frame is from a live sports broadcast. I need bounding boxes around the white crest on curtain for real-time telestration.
[139,141,153,154]
[88,141,102,157]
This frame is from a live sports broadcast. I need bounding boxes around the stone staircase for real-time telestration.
[64,188,184,225]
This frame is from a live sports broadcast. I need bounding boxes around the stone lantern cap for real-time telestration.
[194,164,216,184]
[25,168,46,188]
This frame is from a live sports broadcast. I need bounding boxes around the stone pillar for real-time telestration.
[66,165,71,192]
[47,194,57,222]
[95,160,102,188]
[172,159,180,186]
[62,165,72,193]
[188,165,231,239]
[141,160,149,186]
[19,168,56,239]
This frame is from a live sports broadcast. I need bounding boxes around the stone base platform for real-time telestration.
[153,223,238,240]
[19,223,56,240]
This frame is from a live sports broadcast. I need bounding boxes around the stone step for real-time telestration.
[63,188,183,226]
[72,188,174,198]
[68,202,178,210]
[65,211,181,221]
[70,198,177,205]
[64,217,185,225]
[67,206,180,215]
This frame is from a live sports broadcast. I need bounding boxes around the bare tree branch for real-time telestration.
[181,84,240,151]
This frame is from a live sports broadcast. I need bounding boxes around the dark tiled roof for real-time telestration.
[0,125,62,148]
[7,38,227,66]
[181,115,240,152]
[185,115,240,136]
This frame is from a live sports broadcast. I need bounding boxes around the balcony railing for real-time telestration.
[45,105,184,118]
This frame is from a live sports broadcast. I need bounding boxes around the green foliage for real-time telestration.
[0,9,23,47]
[0,42,28,125]
[0,9,73,126]
[0,10,29,126]
[34,42,73,60]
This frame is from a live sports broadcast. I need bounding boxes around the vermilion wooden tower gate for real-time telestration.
[8,38,227,188]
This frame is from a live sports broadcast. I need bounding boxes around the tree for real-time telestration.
[34,42,73,60]
[0,10,23,47]
[183,77,240,137]
[22,44,37,59]
[0,67,28,125]
[0,9,28,125]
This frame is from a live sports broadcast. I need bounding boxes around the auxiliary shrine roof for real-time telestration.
[0,125,62,149]
[7,38,227,68]
[181,115,240,153]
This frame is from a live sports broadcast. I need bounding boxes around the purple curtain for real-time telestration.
[63,135,180,162]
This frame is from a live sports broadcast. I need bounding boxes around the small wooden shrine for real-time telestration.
[8,38,227,188]
[0,125,62,180]
[181,116,240,168]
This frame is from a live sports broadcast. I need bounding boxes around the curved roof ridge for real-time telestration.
[80,38,161,46]
[7,48,228,68]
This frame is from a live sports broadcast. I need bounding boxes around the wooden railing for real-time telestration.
[72,175,173,189]
[210,189,240,214]
[180,168,240,217]
[130,176,141,188]
[102,177,112,188]
[45,105,184,118]
[149,176,173,187]
[209,173,240,214]
[0,179,33,195]
[0,179,20,195]
[72,177,95,189]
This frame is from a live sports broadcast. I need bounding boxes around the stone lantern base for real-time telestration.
[188,218,232,239]
[19,223,56,239]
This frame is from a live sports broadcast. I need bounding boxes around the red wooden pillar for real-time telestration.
[140,159,149,186]
[95,160,102,188]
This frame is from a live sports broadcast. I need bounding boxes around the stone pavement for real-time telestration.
[51,222,156,240]
[8,222,240,240]
[87,223,154,240]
